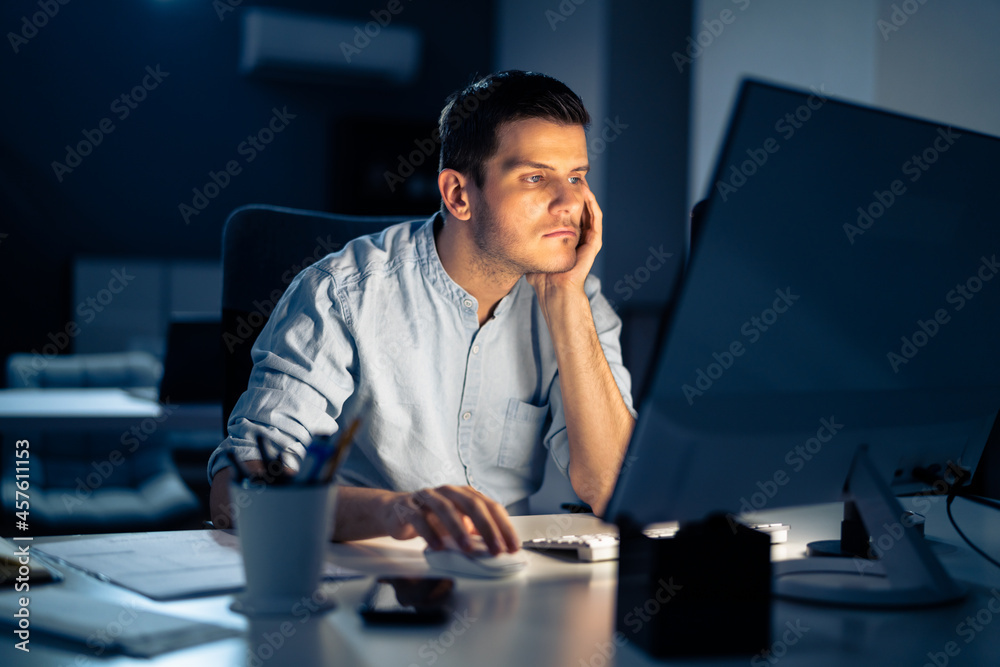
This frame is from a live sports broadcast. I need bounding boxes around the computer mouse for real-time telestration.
[423,536,527,579]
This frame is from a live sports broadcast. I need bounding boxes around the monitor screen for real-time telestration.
[606,79,1000,527]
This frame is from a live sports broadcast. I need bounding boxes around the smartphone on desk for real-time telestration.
[358,576,454,625]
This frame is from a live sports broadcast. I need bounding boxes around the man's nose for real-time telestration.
[549,181,583,216]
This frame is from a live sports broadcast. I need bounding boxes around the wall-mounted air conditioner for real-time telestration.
[240,8,422,85]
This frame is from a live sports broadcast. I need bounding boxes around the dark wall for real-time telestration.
[0,0,493,376]
[604,1,690,308]
[605,1,692,398]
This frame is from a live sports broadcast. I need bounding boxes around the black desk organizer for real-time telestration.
[615,513,772,658]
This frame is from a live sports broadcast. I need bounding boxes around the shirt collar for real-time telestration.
[415,212,471,306]
[415,211,527,318]
[415,212,528,318]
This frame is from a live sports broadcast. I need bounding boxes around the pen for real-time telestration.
[318,417,361,484]
[297,435,335,484]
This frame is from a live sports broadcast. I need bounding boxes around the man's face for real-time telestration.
[467,118,590,276]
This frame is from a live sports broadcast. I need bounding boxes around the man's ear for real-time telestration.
[438,168,473,221]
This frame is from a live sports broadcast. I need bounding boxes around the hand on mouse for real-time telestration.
[381,485,520,555]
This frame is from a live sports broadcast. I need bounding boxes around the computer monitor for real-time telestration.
[604,79,1000,607]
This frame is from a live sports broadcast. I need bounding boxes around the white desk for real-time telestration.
[0,388,220,432]
[2,500,998,666]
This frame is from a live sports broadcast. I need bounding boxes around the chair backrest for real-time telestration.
[220,204,422,433]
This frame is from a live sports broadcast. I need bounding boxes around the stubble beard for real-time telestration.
[471,198,576,282]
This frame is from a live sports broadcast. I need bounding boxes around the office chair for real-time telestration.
[220,204,421,432]
[2,352,201,535]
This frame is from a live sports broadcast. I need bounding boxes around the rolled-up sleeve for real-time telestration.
[544,274,637,477]
[207,266,356,483]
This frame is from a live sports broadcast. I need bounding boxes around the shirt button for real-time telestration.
[472,345,480,354]
[462,412,472,421]
[463,299,473,308]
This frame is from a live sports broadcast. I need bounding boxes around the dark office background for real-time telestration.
[0,0,495,367]
[0,0,692,386]
[2,1,998,515]
[4,0,1000,375]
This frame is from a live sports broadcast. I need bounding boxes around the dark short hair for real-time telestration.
[438,70,591,189]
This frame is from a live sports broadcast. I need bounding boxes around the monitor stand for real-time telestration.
[805,500,873,558]
[806,501,956,560]
[772,445,966,608]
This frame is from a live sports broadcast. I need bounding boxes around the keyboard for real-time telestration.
[522,522,789,562]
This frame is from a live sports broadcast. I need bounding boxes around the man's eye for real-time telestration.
[526,175,542,183]
[569,176,583,184]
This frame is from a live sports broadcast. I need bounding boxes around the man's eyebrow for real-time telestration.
[501,159,591,173]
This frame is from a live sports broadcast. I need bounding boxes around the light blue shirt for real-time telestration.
[208,213,635,509]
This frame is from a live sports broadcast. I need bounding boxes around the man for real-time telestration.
[209,70,636,555]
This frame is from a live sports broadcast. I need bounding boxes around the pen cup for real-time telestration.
[229,481,338,616]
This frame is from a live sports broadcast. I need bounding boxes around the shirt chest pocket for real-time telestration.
[496,399,549,470]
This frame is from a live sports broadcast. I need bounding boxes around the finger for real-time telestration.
[424,512,452,546]
[403,506,446,550]
[414,488,476,550]
[440,487,519,554]
[585,186,603,244]
[494,508,521,553]
[436,487,503,553]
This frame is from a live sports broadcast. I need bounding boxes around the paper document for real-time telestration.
[0,588,240,657]
[36,529,362,600]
